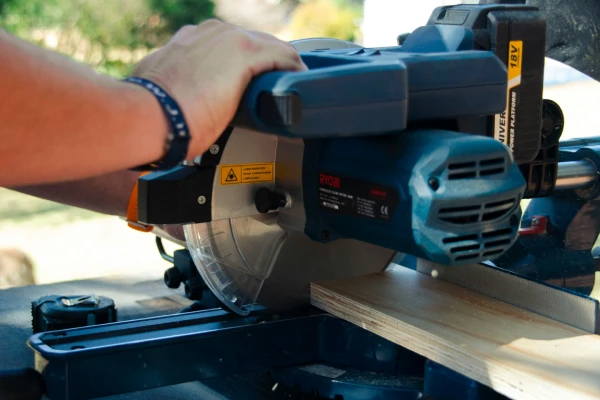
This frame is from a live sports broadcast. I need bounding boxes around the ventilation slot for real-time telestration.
[456,254,480,261]
[480,158,504,167]
[443,234,477,244]
[446,158,506,180]
[449,161,476,170]
[440,214,479,224]
[481,199,515,221]
[479,157,505,177]
[482,209,510,221]
[442,225,514,262]
[439,205,480,214]
[482,228,512,238]
[480,168,505,176]
[450,244,480,254]
[485,239,511,249]
[438,198,516,225]
[483,249,504,257]
[438,205,481,225]
[485,199,515,209]
[447,160,477,180]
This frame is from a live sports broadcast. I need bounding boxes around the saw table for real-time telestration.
[0,272,486,400]
[0,275,231,400]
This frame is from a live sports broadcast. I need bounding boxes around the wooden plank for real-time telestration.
[310,267,600,400]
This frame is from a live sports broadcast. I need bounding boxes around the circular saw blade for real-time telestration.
[258,233,395,310]
[184,216,394,314]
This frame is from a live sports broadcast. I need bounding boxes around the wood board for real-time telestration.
[310,266,600,400]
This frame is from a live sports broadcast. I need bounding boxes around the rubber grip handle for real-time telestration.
[231,53,408,139]
[0,368,45,400]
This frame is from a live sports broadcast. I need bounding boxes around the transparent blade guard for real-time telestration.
[183,215,287,315]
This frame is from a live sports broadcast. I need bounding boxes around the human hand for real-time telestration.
[132,19,307,159]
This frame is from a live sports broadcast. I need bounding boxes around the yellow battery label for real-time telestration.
[508,40,523,81]
[220,163,274,185]
[494,40,523,151]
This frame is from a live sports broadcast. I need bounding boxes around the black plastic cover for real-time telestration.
[138,166,215,225]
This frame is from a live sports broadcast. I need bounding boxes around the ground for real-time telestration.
[0,188,182,285]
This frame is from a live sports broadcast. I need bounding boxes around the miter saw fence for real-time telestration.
[138,3,552,315]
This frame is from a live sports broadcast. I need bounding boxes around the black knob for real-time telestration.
[0,368,45,400]
[255,188,287,214]
[31,295,116,334]
[164,267,182,289]
[184,277,205,300]
[541,99,564,145]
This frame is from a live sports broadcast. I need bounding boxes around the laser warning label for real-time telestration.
[494,40,522,152]
[220,163,274,185]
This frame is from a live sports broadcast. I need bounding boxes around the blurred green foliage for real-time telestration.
[0,0,364,78]
[289,0,362,42]
[0,0,215,77]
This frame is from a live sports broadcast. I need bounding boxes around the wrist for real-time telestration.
[122,77,192,170]
[121,82,170,166]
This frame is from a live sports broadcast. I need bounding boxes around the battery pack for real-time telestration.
[428,4,546,165]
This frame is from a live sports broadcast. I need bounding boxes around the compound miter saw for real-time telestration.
[7,1,600,400]
[137,0,545,315]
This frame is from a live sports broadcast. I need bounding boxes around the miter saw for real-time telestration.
[137,1,547,315]
[5,1,600,400]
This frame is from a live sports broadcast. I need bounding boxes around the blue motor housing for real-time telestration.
[303,131,525,266]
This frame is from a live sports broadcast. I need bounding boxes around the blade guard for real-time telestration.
[184,215,287,315]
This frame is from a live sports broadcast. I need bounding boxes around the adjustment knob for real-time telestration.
[31,294,116,334]
[164,267,182,289]
[184,277,205,300]
[254,188,287,214]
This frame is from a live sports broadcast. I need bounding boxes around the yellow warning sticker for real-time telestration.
[220,163,274,185]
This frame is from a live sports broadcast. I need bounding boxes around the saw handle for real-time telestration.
[231,53,408,138]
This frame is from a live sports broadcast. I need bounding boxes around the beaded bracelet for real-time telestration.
[123,77,190,171]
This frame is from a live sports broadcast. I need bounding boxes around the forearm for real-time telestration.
[12,170,139,217]
[0,30,168,187]
[12,171,186,243]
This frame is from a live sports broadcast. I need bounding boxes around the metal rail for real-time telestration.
[556,160,598,190]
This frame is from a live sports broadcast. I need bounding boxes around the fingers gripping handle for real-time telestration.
[231,54,408,138]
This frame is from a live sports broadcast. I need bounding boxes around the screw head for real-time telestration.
[198,195,207,205]
[532,217,540,226]
[209,144,220,155]
[428,178,440,191]
[320,230,330,241]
